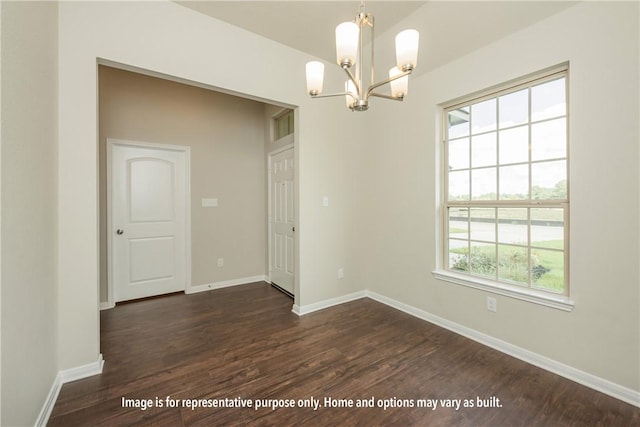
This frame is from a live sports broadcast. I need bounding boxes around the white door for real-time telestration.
[110,141,189,302]
[270,148,295,294]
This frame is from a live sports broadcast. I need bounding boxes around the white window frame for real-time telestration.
[433,64,574,311]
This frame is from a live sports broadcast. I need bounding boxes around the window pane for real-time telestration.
[531,78,566,122]
[471,168,496,200]
[448,206,468,271]
[449,207,468,240]
[531,208,564,249]
[470,208,495,242]
[471,99,497,134]
[449,240,469,271]
[499,164,528,200]
[497,208,528,245]
[277,116,288,138]
[531,160,566,199]
[531,118,566,161]
[499,126,529,165]
[448,107,470,139]
[471,132,497,167]
[470,242,496,279]
[531,248,564,293]
[499,88,528,128]
[448,138,469,170]
[448,170,469,201]
[276,111,294,139]
[498,245,529,285]
[443,69,568,296]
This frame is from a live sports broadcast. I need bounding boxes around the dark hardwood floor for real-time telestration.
[49,282,639,426]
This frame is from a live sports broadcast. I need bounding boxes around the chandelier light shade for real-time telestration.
[345,80,357,108]
[389,67,408,98]
[305,61,325,95]
[335,22,360,67]
[305,1,419,111]
[395,29,419,71]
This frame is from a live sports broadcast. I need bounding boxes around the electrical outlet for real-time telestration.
[338,268,344,279]
[217,258,224,267]
[487,296,497,312]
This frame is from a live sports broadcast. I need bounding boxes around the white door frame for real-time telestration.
[106,138,192,307]
[267,143,295,294]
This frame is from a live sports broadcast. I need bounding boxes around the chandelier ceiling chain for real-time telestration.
[305,1,419,112]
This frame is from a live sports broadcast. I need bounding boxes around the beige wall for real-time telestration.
[1,0,638,422]
[0,1,59,425]
[359,1,639,393]
[99,66,268,302]
[58,0,363,372]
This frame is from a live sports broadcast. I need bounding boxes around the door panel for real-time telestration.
[129,159,174,222]
[111,142,188,302]
[129,237,176,283]
[270,148,295,294]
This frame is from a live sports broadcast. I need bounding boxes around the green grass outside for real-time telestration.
[531,243,564,291]
[450,240,564,292]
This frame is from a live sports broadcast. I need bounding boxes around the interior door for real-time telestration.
[270,148,295,294]
[110,141,188,302]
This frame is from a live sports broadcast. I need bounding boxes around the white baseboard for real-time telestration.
[59,353,105,384]
[34,372,62,427]
[364,290,640,408]
[100,276,269,309]
[35,354,104,427]
[100,301,115,311]
[292,290,366,316]
[291,289,639,407]
[38,288,640,427]
[187,275,268,295]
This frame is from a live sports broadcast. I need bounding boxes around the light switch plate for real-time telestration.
[202,198,218,207]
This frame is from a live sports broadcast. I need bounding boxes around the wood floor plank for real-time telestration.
[49,282,639,426]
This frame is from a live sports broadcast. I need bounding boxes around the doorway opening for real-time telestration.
[266,108,296,298]
[98,64,298,309]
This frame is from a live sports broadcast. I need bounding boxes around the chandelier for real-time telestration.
[305,1,419,112]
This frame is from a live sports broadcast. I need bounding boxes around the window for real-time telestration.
[441,67,569,300]
[274,110,294,140]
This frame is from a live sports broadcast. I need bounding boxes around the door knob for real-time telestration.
[116,229,124,235]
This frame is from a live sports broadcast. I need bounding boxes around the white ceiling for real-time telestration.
[176,1,577,75]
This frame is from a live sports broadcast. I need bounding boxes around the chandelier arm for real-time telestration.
[311,92,358,100]
[365,69,412,98]
[369,92,404,101]
[342,67,361,96]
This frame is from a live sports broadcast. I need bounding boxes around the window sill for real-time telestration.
[432,270,575,312]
